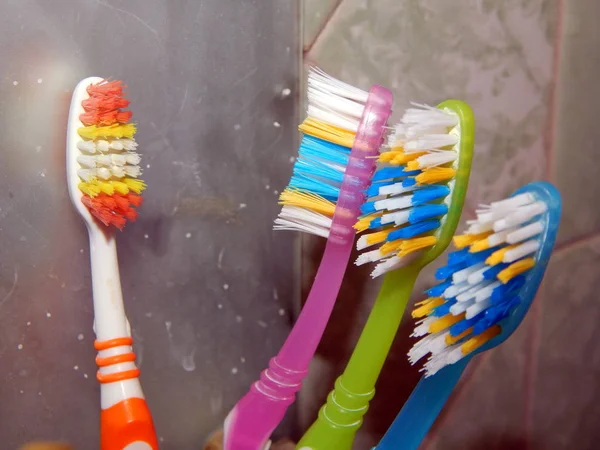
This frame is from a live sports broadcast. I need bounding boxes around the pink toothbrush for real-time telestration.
[223,68,392,450]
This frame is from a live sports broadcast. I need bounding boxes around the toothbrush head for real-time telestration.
[355,100,475,277]
[66,77,145,231]
[408,181,561,377]
[273,67,392,243]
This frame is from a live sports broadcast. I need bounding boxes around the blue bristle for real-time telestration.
[473,296,520,335]
[411,185,451,206]
[490,275,526,304]
[427,279,453,297]
[482,263,510,280]
[435,260,468,280]
[402,177,418,187]
[450,312,483,337]
[447,248,470,265]
[372,167,420,182]
[360,201,377,215]
[369,217,383,229]
[366,180,395,198]
[432,300,455,317]
[289,174,339,200]
[299,135,350,164]
[408,204,448,224]
[388,219,440,241]
[465,248,496,265]
[293,159,344,184]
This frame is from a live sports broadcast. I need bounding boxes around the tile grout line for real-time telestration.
[303,0,345,56]
[545,0,566,181]
[554,229,600,254]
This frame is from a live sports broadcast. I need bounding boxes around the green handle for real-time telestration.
[297,100,475,450]
[297,268,418,450]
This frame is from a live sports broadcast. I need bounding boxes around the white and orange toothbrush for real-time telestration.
[66,77,157,450]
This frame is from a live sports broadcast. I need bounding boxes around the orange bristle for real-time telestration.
[126,194,143,207]
[82,96,130,112]
[87,80,126,97]
[79,110,133,126]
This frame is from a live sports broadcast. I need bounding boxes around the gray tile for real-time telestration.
[552,0,600,242]
[303,0,340,50]
[532,235,600,449]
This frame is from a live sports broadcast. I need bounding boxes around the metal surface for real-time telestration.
[0,1,299,448]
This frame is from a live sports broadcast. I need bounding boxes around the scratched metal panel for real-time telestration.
[0,1,299,449]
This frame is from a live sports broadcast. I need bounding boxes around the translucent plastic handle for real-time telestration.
[224,85,393,450]
[374,360,468,450]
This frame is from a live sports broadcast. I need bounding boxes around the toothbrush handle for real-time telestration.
[96,337,158,450]
[101,398,158,450]
[298,268,417,450]
[375,359,468,450]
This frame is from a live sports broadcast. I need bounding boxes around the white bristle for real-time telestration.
[493,201,547,232]
[466,298,491,320]
[412,316,436,338]
[506,221,544,245]
[124,166,141,177]
[475,281,501,302]
[443,281,471,299]
[381,210,410,226]
[413,150,457,169]
[378,182,419,197]
[456,281,491,302]
[488,193,535,211]
[503,239,541,263]
[374,195,413,212]
[423,345,465,377]
[307,67,369,104]
[450,299,474,315]
[77,155,96,168]
[77,141,96,154]
[77,169,95,182]
[467,265,490,285]
[371,255,410,278]
[356,235,374,251]
[355,249,388,266]
[274,206,332,238]
[452,262,486,284]
[404,134,459,152]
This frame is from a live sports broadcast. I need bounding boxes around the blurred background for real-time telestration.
[1,0,598,449]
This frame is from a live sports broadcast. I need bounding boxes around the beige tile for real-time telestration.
[308,0,558,211]
[531,235,600,449]
[552,0,600,242]
[302,0,340,50]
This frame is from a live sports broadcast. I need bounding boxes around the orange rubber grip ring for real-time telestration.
[96,352,137,367]
[101,397,158,450]
[95,337,133,351]
[97,369,140,384]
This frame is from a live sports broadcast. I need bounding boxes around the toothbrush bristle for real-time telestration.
[355,103,460,278]
[408,192,547,377]
[273,68,371,238]
[76,79,145,230]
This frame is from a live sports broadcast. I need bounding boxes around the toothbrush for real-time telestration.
[223,68,393,450]
[67,77,157,450]
[297,101,475,450]
[375,181,561,450]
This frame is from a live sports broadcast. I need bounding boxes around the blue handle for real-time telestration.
[374,358,469,450]
[375,181,562,450]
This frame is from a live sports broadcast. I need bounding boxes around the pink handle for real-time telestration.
[224,85,393,450]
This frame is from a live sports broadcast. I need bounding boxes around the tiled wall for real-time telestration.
[300,0,600,448]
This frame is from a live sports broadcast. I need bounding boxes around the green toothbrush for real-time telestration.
[297,100,475,450]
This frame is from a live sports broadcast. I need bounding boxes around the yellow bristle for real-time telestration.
[379,150,403,163]
[365,229,392,246]
[354,213,382,232]
[390,149,424,165]
[406,160,421,171]
[279,189,336,216]
[445,327,473,345]
[497,257,536,284]
[412,297,444,319]
[469,237,491,253]
[110,181,129,195]
[429,312,466,334]
[461,325,501,356]
[78,182,101,197]
[380,240,403,255]
[299,118,355,148]
[398,236,437,257]
[414,297,438,307]
[124,178,147,194]
[92,180,115,196]
[415,167,456,185]
[485,244,518,266]
[453,231,491,249]
[77,123,136,140]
